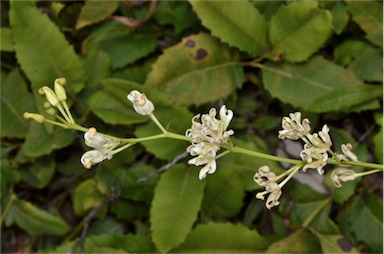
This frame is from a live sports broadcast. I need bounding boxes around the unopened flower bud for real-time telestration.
[54,78,67,101]
[127,90,154,116]
[23,112,45,123]
[39,86,59,107]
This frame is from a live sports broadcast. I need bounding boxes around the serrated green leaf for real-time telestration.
[0,28,14,52]
[88,91,145,125]
[331,1,350,35]
[84,21,157,69]
[347,1,383,47]
[76,0,119,30]
[88,216,125,236]
[1,160,21,195]
[111,199,148,220]
[1,69,35,138]
[111,58,154,84]
[84,234,153,253]
[269,1,333,62]
[154,1,196,34]
[82,49,111,90]
[267,228,321,253]
[202,167,245,218]
[189,0,267,55]
[340,192,383,252]
[307,85,382,113]
[10,1,84,92]
[21,122,76,157]
[96,166,158,202]
[261,56,363,109]
[309,228,359,254]
[150,164,205,253]
[12,198,70,235]
[73,179,107,216]
[177,223,268,253]
[334,40,368,66]
[20,156,55,189]
[347,45,383,82]
[145,33,244,106]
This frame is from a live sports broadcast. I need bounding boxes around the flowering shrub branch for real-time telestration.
[23,78,384,210]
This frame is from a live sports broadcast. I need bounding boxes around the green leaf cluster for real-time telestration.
[1,0,382,253]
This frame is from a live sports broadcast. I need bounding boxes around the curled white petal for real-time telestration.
[127,90,154,116]
[81,150,105,169]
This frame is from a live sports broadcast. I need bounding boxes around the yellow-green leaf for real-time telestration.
[76,0,119,30]
[145,33,244,106]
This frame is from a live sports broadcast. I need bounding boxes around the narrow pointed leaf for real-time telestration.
[76,0,119,30]
[309,228,359,254]
[145,33,244,106]
[189,0,267,55]
[150,164,205,253]
[269,1,333,62]
[10,1,84,92]
[13,199,70,235]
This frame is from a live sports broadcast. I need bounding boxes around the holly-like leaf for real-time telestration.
[269,1,333,62]
[1,69,35,138]
[145,33,244,106]
[347,1,383,47]
[176,223,268,253]
[261,56,363,109]
[11,198,70,236]
[150,164,205,253]
[10,0,84,93]
[307,85,382,113]
[189,0,267,55]
[76,0,119,30]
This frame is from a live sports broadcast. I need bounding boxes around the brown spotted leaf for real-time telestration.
[145,33,244,106]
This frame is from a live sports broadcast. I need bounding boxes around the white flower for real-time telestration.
[81,150,112,169]
[330,168,356,188]
[278,112,311,140]
[186,105,234,180]
[340,143,358,161]
[81,128,119,169]
[254,165,276,187]
[127,90,154,116]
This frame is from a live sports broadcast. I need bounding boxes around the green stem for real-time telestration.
[0,189,16,226]
[232,146,304,165]
[62,220,85,244]
[302,197,332,227]
[56,104,71,123]
[278,165,301,188]
[355,169,382,178]
[62,101,75,124]
[150,113,167,134]
[328,159,384,170]
[44,118,70,129]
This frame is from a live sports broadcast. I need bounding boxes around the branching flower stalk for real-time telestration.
[23,78,384,210]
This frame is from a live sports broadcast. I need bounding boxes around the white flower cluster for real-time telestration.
[186,106,234,180]
[278,112,358,175]
[81,127,120,169]
[254,166,282,209]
